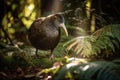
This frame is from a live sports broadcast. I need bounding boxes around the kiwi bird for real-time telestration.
[28,13,68,58]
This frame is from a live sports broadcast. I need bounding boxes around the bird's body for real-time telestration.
[28,14,68,58]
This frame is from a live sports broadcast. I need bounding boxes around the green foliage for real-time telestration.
[0,55,29,71]
[32,58,53,68]
[65,24,120,58]
[0,0,38,44]
[53,60,120,80]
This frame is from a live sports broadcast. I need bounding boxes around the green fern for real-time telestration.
[53,60,120,80]
[64,24,120,58]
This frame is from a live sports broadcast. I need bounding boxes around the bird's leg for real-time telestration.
[49,50,54,60]
[35,49,39,58]
[50,54,54,60]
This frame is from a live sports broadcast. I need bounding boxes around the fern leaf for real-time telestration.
[65,24,120,58]
[76,46,83,54]
[67,41,78,50]
[54,61,120,80]
[111,24,120,42]
[112,40,120,49]
[114,30,120,43]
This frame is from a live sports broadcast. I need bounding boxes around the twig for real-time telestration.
[0,24,14,45]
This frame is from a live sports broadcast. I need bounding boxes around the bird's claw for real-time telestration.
[49,54,54,60]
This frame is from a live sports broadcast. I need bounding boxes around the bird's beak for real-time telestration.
[60,23,68,36]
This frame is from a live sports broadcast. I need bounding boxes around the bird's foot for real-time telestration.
[49,54,54,61]
[33,49,39,59]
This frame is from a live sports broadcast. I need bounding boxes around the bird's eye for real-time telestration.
[54,14,64,23]
[54,16,57,20]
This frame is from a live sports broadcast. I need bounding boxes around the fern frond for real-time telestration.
[65,35,97,57]
[54,61,120,80]
[112,40,120,49]
[65,24,120,58]
[111,24,120,42]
